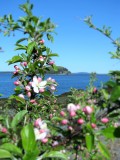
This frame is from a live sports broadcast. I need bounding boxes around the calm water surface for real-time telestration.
[0,72,110,98]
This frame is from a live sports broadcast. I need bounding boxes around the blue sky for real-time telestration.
[0,0,120,73]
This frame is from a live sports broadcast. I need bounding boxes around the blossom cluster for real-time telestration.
[34,118,49,143]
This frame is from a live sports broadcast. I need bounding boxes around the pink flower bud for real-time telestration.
[14,80,20,86]
[39,56,44,62]
[25,85,31,91]
[50,86,56,91]
[29,82,32,86]
[60,111,66,117]
[101,117,109,124]
[38,77,42,83]
[61,119,68,125]
[68,126,73,131]
[40,39,45,44]
[30,99,36,103]
[34,118,41,127]
[91,123,97,128]
[93,87,97,93]
[27,92,31,97]
[48,61,55,65]
[49,114,53,119]
[1,127,7,133]
[83,106,93,115]
[52,141,59,147]
[39,88,45,93]
[14,65,19,70]
[77,118,84,124]
[41,138,48,143]
[70,111,76,117]
[13,70,19,75]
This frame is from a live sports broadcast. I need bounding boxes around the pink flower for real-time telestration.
[60,111,66,117]
[52,141,59,147]
[14,80,20,86]
[93,87,97,93]
[61,119,68,125]
[39,88,45,93]
[49,114,53,119]
[101,117,109,124]
[14,65,19,70]
[70,111,76,117]
[13,70,19,75]
[68,126,73,131]
[40,39,45,44]
[34,118,42,127]
[83,106,93,115]
[41,138,48,144]
[91,123,97,128]
[1,127,7,133]
[48,61,55,65]
[21,62,27,67]
[50,85,56,91]
[25,85,31,91]
[77,118,84,124]
[39,56,44,62]
[27,92,31,97]
[67,103,78,112]
[30,99,36,103]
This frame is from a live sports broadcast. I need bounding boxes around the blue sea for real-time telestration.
[0,72,110,98]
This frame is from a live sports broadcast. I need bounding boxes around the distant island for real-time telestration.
[46,66,71,74]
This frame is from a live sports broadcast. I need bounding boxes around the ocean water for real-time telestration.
[0,72,110,98]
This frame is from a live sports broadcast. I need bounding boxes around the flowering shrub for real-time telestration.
[0,1,120,160]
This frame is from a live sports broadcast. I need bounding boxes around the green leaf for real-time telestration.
[27,41,36,54]
[21,124,37,152]
[114,127,120,138]
[102,127,115,139]
[85,133,94,152]
[15,44,27,51]
[0,143,22,156]
[110,85,120,101]
[98,142,110,159]
[0,149,12,159]
[42,151,68,160]
[52,64,58,71]
[16,38,27,44]
[11,110,27,128]
[48,53,59,57]
[7,55,22,65]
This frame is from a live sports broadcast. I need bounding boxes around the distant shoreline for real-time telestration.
[0,71,109,75]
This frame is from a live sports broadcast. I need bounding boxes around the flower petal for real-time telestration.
[33,86,39,93]
[33,76,38,85]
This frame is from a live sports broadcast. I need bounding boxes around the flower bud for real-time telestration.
[1,127,7,133]
[77,118,84,124]
[60,111,66,117]
[27,92,31,97]
[25,85,31,91]
[40,39,45,44]
[93,87,97,93]
[39,88,45,93]
[83,106,93,115]
[14,80,20,86]
[70,111,76,117]
[14,65,19,70]
[101,117,109,124]
[18,94,24,99]
[61,119,68,125]
[41,138,48,144]
[91,123,97,128]
[34,118,41,127]
[48,61,55,65]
